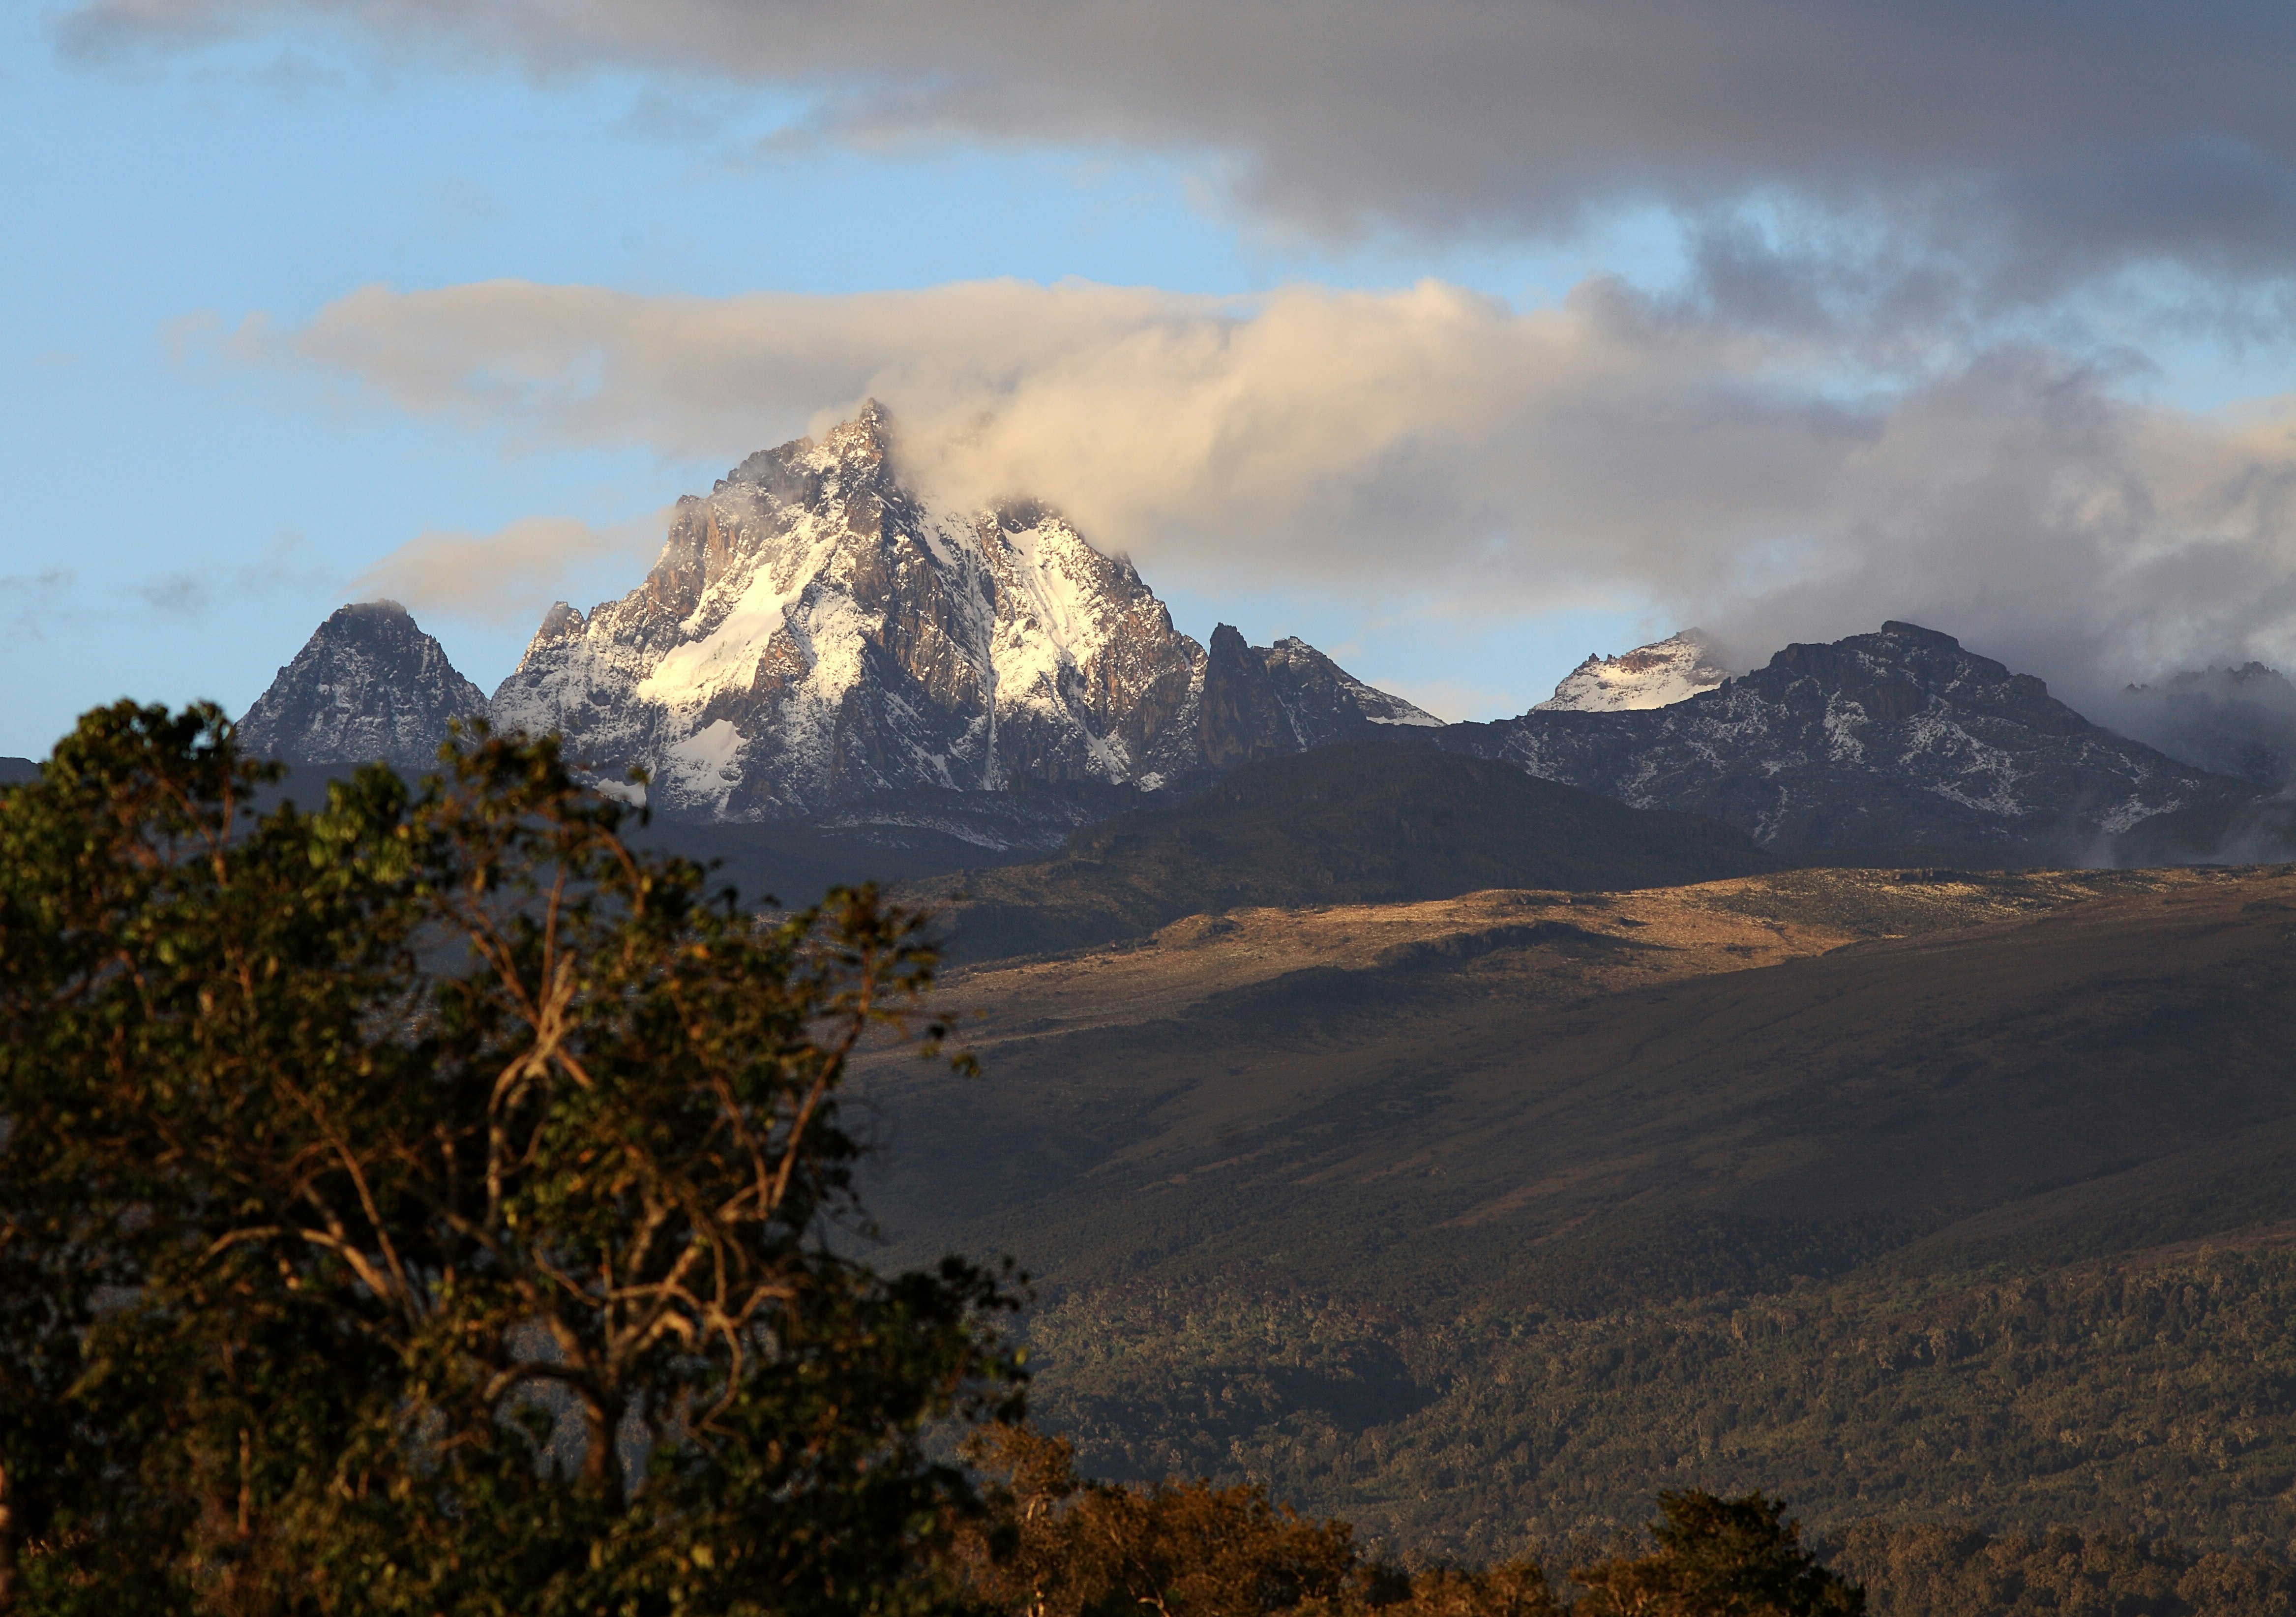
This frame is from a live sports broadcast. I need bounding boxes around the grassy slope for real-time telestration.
[857,867,2296,1562]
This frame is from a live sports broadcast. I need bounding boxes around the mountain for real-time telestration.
[911,733,1777,960]
[858,861,2296,1561]
[2102,661,2296,790]
[236,600,487,772]
[1444,621,2270,860]
[1533,627,1731,712]
[236,431,2277,863]
[487,405,1433,819]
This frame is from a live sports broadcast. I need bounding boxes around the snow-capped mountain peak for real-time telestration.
[485,406,1429,819]
[1534,629,1732,712]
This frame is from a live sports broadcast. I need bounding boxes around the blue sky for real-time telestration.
[7,1,2296,757]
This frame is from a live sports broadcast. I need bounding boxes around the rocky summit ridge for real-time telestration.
[251,406,1436,819]
[1446,620,2267,859]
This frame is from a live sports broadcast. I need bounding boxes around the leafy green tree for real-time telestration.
[1571,1492,1863,1617]
[0,703,1023,1615]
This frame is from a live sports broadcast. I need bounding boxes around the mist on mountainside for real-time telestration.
[2096,665,2296,792]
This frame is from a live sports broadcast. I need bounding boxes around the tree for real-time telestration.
[0,703,1024,1615]
[1570,1492,1863,1617]
[952,1425,1560,1617]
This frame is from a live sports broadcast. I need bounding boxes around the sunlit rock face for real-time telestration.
[1451,621,2266,857]
[1534,629,1732,713]
[487,404,1434,820]
[238,599,486,772]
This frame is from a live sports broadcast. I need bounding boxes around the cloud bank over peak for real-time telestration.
[350,510,668,629]
[57,0,2296,309]
[239,274,2296,713]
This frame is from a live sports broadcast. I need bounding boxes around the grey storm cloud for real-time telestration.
[55,0,2296,301]
[222,275,2296,714]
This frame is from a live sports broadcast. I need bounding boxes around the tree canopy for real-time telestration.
[1570,1492,1863,1617]
[951,1423,1560,1617]
[0,703,1023,1615]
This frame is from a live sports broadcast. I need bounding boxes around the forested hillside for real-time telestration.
[859,864,2296,1563]
[1835,1518,2296,1616]
[1025,1239,2296,1562]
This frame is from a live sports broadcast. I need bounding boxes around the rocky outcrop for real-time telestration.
[238,600,486,771]
[1198,627,1439,767]
[489,404,1434,819]
[1446,621,2266,857]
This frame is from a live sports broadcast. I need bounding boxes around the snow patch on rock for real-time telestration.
[1535,630,1733,713]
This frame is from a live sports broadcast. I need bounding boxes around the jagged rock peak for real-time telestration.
[533,600,587,642]
[1200,627,1438,768]
[489,405,1428,821]
[1535,629,1732,713]
[239,599,487,772]
[716,399,892,496]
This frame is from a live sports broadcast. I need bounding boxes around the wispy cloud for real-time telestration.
[134,571,213,616]
[0,569,77,640]
[234,528,336,595]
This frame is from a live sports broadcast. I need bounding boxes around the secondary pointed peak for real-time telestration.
[239,600,485,771]
[823,398,893,459]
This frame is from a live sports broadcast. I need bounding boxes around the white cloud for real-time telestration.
[351,510,666,626]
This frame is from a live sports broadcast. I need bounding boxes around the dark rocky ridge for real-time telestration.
[1441,621,2277,861]
[912,733,1778,961]
[1200,625,1434,768]
[237,601,487,773]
